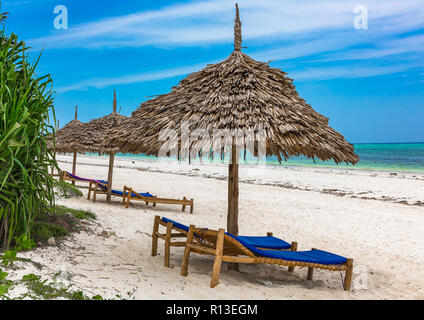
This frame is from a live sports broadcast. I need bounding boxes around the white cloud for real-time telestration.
[47,0,424,91]
[291,62,424,81]
[29,0,424,49]
[55,61,215,93]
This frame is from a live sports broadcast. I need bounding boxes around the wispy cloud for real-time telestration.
[318,34,424,62]
[55,61,215,93]
[2,0,31,7]
[56,54,423,94]
[29,0,424,49]
[47,0,424,91]
[291,62,424,81]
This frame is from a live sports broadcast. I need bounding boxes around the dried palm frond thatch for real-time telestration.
[72,89,126,155]
[51,91,127,199]
[50,106,84,185]
[53,106,85,154]
[70,89,127,202]
[107,4,359,245]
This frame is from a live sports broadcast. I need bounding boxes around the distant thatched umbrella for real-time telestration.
[72,89,127,202]
[52,106,84,185]
[108,4,359,249]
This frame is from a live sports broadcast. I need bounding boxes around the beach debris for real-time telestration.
[98,230,116,238]
[256,279,273,287]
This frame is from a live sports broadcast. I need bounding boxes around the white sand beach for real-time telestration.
[9,154,424,299]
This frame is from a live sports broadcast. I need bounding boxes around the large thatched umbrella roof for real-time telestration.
[107,4,359,245]
[53,106,85,154]
[50,106,85,184]
[72,89,127,202]
[73,89,127,155]
[108,6,358,165]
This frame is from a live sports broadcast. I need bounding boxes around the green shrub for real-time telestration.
[30,221,68,243]
[53,180,83,199]
[0,28,56,249]
[55,205,95,220]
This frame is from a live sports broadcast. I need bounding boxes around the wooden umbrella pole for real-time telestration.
[106,153,115,203]
[227,141,239,271]
[51,151,56,175]
[72,152,77,186]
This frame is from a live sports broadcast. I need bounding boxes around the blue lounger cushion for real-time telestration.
[237,236,291,250]
[66,171,108,184]
[113,189,153,198]
[162,217,190,232]
[95,181,153,198]
[228,233,347,265]
[161,217,292,250]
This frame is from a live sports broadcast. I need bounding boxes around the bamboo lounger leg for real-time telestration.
[288,241,298,273]
[306,248,316,280]
[344,258,353,291]
[87,181,92,200]
[181,225,195,277]
[164,222,173,267]
[126,188,132,208]
[182,197,187,212]
[210,228,225,288]
[93,183,97,203]
[190,199,194,214]
[151,215,160,256]
[122,186,127,205]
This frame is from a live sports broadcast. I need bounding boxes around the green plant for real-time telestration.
[53,180,83,199]
[0,269,7,280]
[21,273,92,300]
[0,267,11,299]
[0,6,7,24]
[54,205,95,220]
[14,233,36,251]
[0,250,17,266]
[22,273,40,282]
[0,29,57,249]
[30,221,68,242]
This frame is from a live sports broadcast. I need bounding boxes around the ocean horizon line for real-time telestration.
[352,141,424,145]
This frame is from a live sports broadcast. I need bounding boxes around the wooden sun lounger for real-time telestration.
[87,182,193,214]
[60,170,108,186]
[151,216,298,269]
[123,186,194,213]
[87,180,135,203]
[180,225,353,291]
[59,170,74,183]
[151,215,196,268]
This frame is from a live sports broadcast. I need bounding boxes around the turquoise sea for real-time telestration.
[108,142,424,173]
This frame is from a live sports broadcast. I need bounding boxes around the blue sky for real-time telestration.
[3,0,424,143]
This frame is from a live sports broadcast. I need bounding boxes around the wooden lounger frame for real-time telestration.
[87,183,194,214]
[87,180,118,203]
[123,186,194,213]
[60,170,76,183]
[180,225,353,291]
[151,215,197,267]
[151,216,298,269]
[60,170,107,186]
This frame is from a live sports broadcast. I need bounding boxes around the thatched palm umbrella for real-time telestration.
[108,4,359,248]
[52,106,85,185]
[72,90,127,202]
